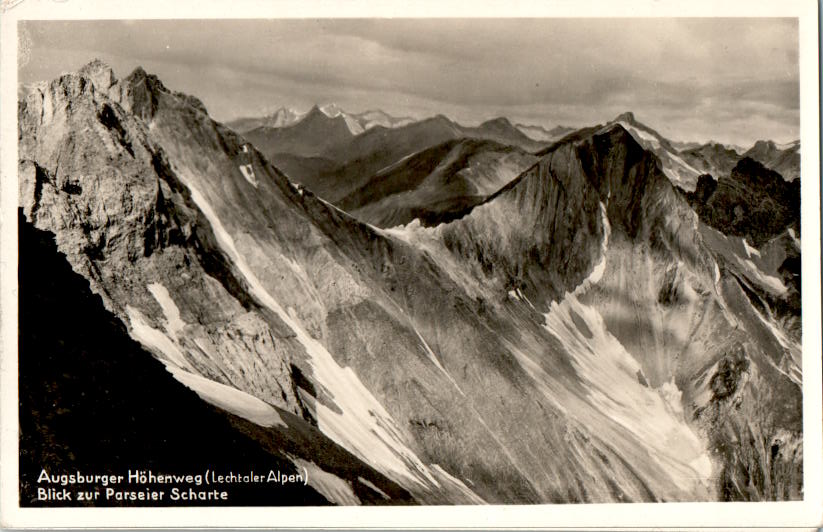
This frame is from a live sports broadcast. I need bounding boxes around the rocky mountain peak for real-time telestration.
[122,70,160,121]
[299,104,350,130]
[305,103,323,115]
[612,111,637,124]
[77,58,116,91]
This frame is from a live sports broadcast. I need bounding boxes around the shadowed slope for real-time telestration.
[337,138,538,228]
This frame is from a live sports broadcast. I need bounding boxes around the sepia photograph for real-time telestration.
[1,0,820,528]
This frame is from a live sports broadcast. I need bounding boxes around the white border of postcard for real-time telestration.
[1,0,820,528]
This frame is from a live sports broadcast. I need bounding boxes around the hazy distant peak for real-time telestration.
[748,138,800,152]
[515,123,574,142]
[269,106,301,117]
[612,111,637,124]
[319,102,346,118]
[750,139,799,151]
[751,139,776,150]
[480,116,514,128]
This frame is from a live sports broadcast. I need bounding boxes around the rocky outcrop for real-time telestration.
[682,157,800,247]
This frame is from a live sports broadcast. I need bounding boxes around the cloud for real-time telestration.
[19,18,799,146]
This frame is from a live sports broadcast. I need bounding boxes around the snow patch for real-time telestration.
[291,458,360,505]
[516,288,537,310]
[667,150,701,176]
[659,377,686,417]
[542,293,713,492]
[125,305,192,370]
[613,121,699,185]
[239,164,257,187]
[741,238,761,258]
[147,283,186,336]
[574,202,610,295]
[751,308,802,387]
[776,140,799,150]
[288,182,305,197]
[788,228,801,249]
[126,301,285,428]
[342,115,364,136]
[165,365,286,428]
[736,256,787,296]
[616,121,660,149]
[180,179,440,490]
[679,272,700,303]
[357,477,390,500]
[429,464,486,504]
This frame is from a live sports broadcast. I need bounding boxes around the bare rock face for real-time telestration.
[695,343,802,500]
[18,61,304,418]
[18,61,802,505]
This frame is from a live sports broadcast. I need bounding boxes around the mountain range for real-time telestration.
[228,104,416,136]
[17,60,802,505]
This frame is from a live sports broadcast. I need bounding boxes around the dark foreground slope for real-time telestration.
[19,213,330,506]
[18,212,414,507]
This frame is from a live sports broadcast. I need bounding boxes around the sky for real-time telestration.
[18,18,799,147]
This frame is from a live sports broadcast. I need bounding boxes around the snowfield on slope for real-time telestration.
[126,299,286,428]
[540,204,713,494]
[176,172,480,497]
[543,294,713,493]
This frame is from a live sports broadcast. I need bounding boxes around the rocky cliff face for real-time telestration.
[18,61,802,505]
[682,157,800,247]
